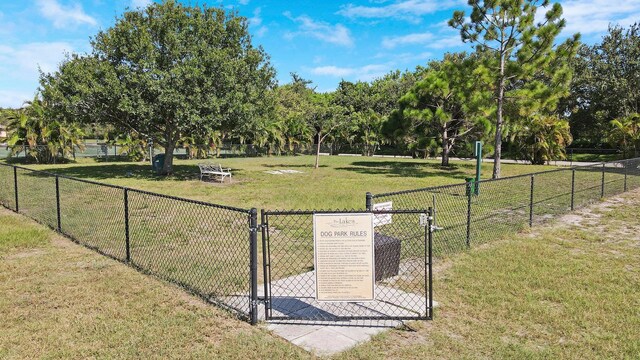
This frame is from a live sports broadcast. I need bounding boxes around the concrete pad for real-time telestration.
[290,327,360,356]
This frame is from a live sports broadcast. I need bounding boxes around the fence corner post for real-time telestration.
[55,176,61,232]
[365,192,373,211]
[570,169,575,211]
[466,180,472,248]
[124,188,131,263]
[529,175,535,227]
[249,208,259,325]
[13,166,18,212]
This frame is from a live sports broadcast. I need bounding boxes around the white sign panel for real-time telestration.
[313,213,375,302]
[372,201,393,227]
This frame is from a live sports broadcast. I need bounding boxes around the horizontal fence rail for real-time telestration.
[0,163,256,322]
[369,158,640,256]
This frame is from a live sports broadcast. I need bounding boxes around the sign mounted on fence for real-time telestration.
[313,213,375,302]
[372,201,393,227]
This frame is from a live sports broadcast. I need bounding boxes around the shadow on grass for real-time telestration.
[28,163,245,182]
[337,160,471,179]
[261,163,328,168]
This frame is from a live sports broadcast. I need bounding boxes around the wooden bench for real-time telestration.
[198,163,232,183]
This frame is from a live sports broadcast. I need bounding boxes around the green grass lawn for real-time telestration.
[11,155,557,210]
[1,189,638,359]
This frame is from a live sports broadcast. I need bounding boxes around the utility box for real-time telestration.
[152,154,166,174]
[374,233,401,281]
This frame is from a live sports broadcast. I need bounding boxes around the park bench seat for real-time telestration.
[198,163,232,183]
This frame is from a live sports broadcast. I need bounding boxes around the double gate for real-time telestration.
[260,209,433,323]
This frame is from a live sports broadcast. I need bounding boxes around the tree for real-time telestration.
[608,114,640,158]
[565,24,640,146]
[508,115,572,164]
[450,0,579,177]
[309,92,345,168]
[388,53,492,166]
[5,95,84,163]
[334,80,384,156]
[41,0,275,174]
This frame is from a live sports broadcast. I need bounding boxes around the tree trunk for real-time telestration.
[441,125,450,167]
[315,133,321,169]
[160,142,175,175]
[493,53,506,179]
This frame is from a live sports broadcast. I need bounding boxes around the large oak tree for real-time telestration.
[42,0,275,174]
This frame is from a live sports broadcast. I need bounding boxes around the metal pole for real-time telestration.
[624,161,628,192]
[466,181,472,247]
[365,192,373,211]
[249,208,259,325]
[427,207,433,320]
[55,176,61,232]
[601,163,605,198]
[124,188,131,263]
[13,166,18,212]
[529,175,535,227]
[570,169,575,211]
[261,209,269,319]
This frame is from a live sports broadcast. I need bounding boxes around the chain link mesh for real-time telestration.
[0,164,16,210]
[0,164,253,320]
[262,210,432,324]
[372,158,640,256]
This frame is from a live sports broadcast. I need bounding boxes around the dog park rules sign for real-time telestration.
[313,213,375,302]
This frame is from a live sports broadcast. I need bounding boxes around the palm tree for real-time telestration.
[509,115,573,165]
[5,95,84,163]
[608,113,640,158]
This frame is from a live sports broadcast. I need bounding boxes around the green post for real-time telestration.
[474,141,482,195]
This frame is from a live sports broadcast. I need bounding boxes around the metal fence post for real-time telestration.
[249,208,259,325]
[466,181,472,247]
[124,188,131,263]
[570,169,575,211]
[427,207,433,320]
[55,176,61,232]
[261,209,270,319]
[623,161,628,192]
[601,163,605,198]
[13,166,18,212]
[529,175,535,227]
[365,192,373,211]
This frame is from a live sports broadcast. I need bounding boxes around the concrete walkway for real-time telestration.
[260,271,436,356]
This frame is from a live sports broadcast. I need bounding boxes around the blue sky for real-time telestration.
[1,0,639,108]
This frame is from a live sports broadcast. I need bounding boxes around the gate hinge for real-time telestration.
[250,224,267,233]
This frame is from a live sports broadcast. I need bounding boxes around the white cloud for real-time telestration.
[130,0,152,9]
[37,0,97,28]
[338,0,461,22]
[559,0,640,35]
[382,32,462,49]
[0,42,73,76]
[249,7,262,26]
[0,42,76,108]
[0,90,35,108]
[284,12,354,47]
[238,0,250,5]
[249,8,268,38]
[310,64,389,81]
[382,32,433,48]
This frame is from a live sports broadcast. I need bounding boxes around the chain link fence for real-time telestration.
[2,157,640,325]
[370,158,640,256]
[262,209,432,323]
[0,163,256,322]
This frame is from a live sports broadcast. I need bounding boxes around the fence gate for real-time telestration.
[261,209,433,323]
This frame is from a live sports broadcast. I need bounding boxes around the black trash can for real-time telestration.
[374,233,401,281]
[152,154,166,174]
